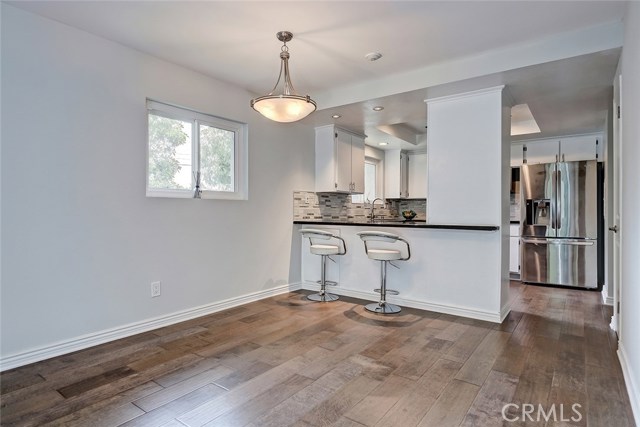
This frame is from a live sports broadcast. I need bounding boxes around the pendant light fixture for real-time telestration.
[251,31,316,123]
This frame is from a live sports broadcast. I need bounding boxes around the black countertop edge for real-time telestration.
[293,220,499,231]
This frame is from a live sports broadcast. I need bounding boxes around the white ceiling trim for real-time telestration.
[314,21,623,110]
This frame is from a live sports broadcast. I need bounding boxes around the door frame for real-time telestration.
[610,72,623,334]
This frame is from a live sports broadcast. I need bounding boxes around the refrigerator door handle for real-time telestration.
[556,169,562,231]
[551,171,557,229]
[521,238,548,245]
[521,238,595,246]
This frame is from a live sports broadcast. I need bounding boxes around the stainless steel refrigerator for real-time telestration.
[520,160,598,288]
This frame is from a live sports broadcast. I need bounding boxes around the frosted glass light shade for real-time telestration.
[251,95,317,123]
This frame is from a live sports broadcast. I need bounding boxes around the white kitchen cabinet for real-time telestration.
[384,149,408,198]
[560,134,601,162]
[509,224,520,276]
[315,125,366,193]
[385,150,428,199]
[408,152,428,198]
[510,143,524,167]
[523,134,602,165]
[524,139,558,164]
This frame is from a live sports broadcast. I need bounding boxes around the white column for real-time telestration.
[426,86,512,319]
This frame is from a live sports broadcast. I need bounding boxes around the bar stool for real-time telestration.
[357,231,411,314]
[300,229,347,302]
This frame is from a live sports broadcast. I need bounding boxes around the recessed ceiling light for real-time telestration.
[378,142,389,146]
[373,106,384,111]
[365,52,383,62]
[331,114,341,119]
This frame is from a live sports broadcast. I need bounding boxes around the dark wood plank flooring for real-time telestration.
[0,282,635,426]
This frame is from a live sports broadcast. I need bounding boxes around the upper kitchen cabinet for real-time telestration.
[385,150,428,199]
[511,142,524,167]
[315,125,365,193]
[384,149,408,198]
[522,133,602,164]
[408,151,428,198]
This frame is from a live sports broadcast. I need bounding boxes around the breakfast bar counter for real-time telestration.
[294,221,510,323]
[294,220,499,231]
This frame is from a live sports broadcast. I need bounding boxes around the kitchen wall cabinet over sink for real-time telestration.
[315,125,365,193]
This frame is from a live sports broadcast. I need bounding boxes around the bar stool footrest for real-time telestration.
[317,280,338,286]
[307,293,339,302]
[373,288,399,295]
[364,302,401,314]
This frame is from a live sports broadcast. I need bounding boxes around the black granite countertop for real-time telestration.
[293,220,499,231]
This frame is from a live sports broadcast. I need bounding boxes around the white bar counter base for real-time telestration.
[298,224,511,323]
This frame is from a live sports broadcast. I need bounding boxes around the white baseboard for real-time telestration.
[602,289,614,306]
[300,282,503,323]
[618,342,640,426]
[0,283,300,372]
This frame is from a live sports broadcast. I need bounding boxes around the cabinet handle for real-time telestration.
[562,154,565,162]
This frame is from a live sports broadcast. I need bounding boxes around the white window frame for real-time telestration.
[352,157,381,203]
[146,99,248,200]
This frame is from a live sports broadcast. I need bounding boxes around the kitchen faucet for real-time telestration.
[369,198,384,221]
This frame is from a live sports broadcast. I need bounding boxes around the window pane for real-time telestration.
[364,162,377,202]
[148,114,192,190]
[351,161,377,204]
[199,124,235,192]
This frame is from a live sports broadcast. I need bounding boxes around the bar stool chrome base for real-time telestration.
[357,231,411,316]
[365,302,401,314]
[299,229,347,305]
[308,292,339,302]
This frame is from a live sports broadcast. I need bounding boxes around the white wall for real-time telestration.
[619,1,640,421]
[0,5,315,365]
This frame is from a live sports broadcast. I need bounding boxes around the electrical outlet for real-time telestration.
[304,194,310,204]
[151,281,161,298]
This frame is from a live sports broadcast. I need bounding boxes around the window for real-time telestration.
[146,99,248,200]
[352,159,380,203]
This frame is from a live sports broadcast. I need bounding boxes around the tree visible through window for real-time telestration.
[148,115,191,190]
[200,124,234,192]
[146,100,247,200]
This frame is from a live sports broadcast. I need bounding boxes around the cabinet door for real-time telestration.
[315,126,337,192]
[560,135,599,162]
[350,134,365,194]
[335,130,353,192]
[509,236,520,273]
[510,143,524,167]
[524,140,559,164]
[384,149,402,198]
[408,152,427,198]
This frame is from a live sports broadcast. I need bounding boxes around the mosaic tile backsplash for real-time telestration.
[293,191,427,222]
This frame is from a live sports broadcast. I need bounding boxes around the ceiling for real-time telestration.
[7,0,626,149]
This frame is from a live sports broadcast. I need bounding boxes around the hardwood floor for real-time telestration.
[1,283,635,427]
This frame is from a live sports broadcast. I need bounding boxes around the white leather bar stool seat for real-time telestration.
[300,229,347,302]
[366,249,402,261]
[310,244,341,256]
[357,231,411,314]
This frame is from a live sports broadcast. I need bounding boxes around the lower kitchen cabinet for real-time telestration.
[509,224,520,277]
